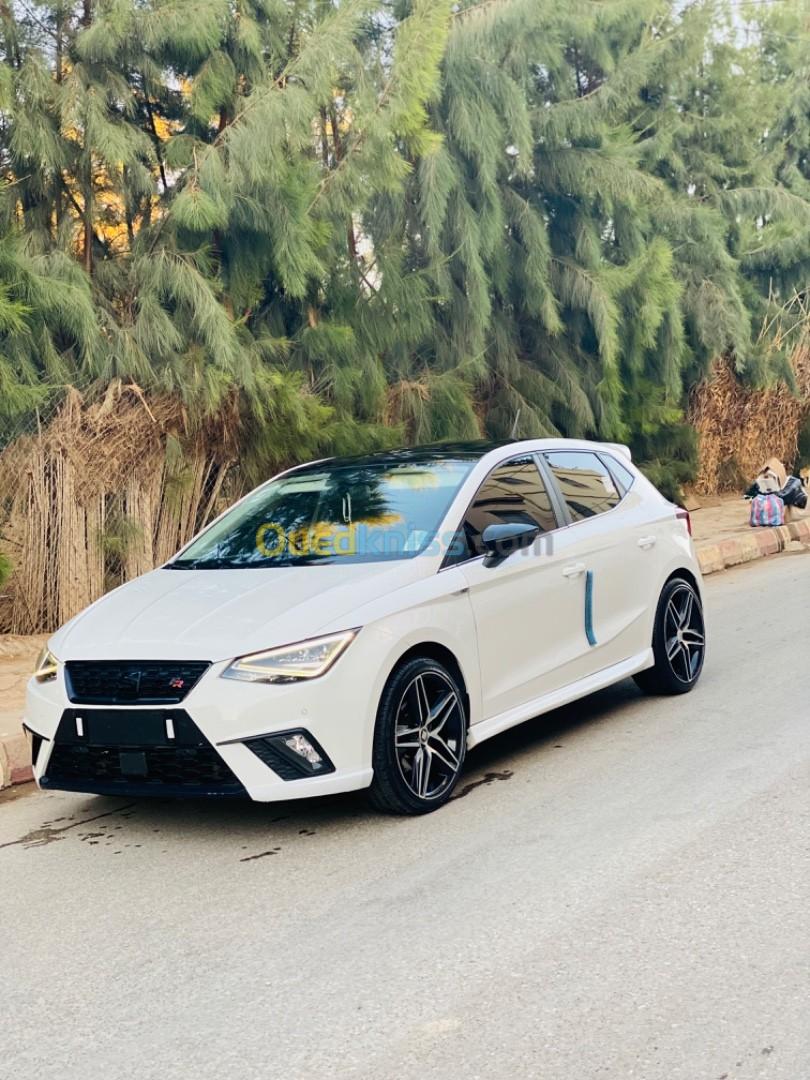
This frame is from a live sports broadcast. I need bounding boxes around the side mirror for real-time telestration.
[481,522,540,567]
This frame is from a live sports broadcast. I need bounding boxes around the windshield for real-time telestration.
[169,458,476,568]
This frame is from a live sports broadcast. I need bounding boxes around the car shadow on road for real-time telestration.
[469,676,643,766]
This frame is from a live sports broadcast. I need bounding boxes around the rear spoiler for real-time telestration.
[603,443,632,461]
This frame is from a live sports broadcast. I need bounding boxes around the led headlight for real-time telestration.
[33,647,59,684]
[221,630,358,684]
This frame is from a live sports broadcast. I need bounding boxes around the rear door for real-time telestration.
[453,455,589,721]
[541,450,658,672]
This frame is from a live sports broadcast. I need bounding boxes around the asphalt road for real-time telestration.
[2,553,809,1080]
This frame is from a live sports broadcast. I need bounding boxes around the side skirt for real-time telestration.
[466,649,654,750]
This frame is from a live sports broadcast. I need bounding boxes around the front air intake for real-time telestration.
[42,708,246,798]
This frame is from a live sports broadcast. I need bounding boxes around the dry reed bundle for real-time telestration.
[689,350,810,495]
[0,384,239,634]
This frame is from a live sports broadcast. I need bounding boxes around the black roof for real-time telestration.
[300,440,517,470]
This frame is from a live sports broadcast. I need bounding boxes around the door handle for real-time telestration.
[638,536,657,550]
[562,563,587,579]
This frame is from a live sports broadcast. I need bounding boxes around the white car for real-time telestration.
[25,439,706,815]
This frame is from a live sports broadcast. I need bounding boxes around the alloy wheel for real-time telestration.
[664,584,705,684]
[394,670,465,801]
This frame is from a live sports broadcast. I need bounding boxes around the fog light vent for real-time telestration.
[244,729,335,781]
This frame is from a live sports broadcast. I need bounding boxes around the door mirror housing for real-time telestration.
[481,522,540,567]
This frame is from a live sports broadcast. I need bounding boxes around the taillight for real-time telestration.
[676,508,692,536]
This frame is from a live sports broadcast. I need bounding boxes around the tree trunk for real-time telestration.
[82,0,93,274]
[144,93,169,194]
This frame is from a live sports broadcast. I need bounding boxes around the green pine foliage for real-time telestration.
[1,0,810,492]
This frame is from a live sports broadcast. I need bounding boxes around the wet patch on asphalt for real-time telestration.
[2,797,322,861]
[451,769,513,800]
[0,802,137,850]
[240,847,282,862]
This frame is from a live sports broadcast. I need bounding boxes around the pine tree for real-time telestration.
[2,0,810,500]
[739,0,810,351]
[391,0,709,462]
[0,0,459,477]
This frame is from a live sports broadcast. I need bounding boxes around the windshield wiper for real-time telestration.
[166,555,334,570]
[165,559,238,570]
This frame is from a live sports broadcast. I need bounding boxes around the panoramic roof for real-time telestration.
[299,440,517,470]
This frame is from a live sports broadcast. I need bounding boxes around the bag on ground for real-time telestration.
[780,475,808,510]
[750,492,785,527]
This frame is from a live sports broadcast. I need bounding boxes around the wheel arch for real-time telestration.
[642,566,704,657]
[383,642,471,728]
[663,566,702,597]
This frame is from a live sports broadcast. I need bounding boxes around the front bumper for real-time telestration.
[24,657,376,802]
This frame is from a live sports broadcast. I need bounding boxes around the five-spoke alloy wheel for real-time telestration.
[370,657,467,814]
[635,576,706,696]
[663,583,705,684]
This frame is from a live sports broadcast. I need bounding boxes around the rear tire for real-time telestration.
[634,577,706,696]
[369,657,467,815]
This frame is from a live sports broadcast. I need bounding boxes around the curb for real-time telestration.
[696,517,810,576]
[0,730,33,791]
[2,519,809,793]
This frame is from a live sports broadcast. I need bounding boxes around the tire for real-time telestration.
[634,576,706,696]
[368,657,467,815]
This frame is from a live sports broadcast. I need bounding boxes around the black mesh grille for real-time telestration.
[65,661,210,705]
[45,744,243,792]
[246,738,309,781]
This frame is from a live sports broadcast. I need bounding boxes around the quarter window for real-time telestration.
[544,451,621,522]
[601,454,636,495]
[451,456,557,561]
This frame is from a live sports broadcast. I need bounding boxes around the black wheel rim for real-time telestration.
[665,585,705,684]
[394,670,464,801]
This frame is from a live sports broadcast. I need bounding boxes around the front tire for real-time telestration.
[634,576,706,696]
[369,657,467,815]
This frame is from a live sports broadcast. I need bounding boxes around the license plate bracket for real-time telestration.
[55,708,205,749]
[81,710,170,747]
[61,712,171,747]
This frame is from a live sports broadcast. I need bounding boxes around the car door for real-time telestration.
[453,455,589,722]
[541,450,658,673]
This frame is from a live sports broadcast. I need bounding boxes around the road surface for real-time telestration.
[1,553,809,1080]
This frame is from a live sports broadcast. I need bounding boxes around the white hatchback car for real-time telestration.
[25,439,705,814]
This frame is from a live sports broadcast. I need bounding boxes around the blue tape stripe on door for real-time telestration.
[585,569,597,647]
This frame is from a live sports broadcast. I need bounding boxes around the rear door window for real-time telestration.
[544,451,621,523]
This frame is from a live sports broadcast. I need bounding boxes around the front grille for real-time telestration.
[65,661,210,705]
[45,744,242,792]
[42,708,246,798]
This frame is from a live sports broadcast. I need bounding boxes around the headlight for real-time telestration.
[221,630,358,684]
[33,647,59,684]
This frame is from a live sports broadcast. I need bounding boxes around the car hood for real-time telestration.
[49,560,427,662]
